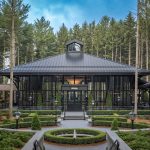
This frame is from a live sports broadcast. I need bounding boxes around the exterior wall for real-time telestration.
[15,75,134,110]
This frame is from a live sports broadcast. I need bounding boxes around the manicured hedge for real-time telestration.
[92,116,127,122]
[44,128,106,145]
[87,110,150,115]
[92,120,150,129]
[0,120,56,129]
[19,110,61,115]
[22,115,57,122]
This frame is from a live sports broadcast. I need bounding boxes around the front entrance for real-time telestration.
[62,84,88,111]
[67,91,82,111]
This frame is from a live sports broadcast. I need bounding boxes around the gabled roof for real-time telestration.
[1,53,150,76]
[66,39,83,46]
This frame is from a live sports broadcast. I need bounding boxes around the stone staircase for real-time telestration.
[63,111,87,120]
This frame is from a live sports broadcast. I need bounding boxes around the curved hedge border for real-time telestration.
[87,110,150,115]
[93,120,150,129]
[44,128,106,145]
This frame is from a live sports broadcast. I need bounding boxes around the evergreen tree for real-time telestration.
[124,12,136,65]
[57,23,68,53]
[33,16,56,59]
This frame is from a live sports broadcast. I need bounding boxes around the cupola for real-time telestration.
[66,39,83,53]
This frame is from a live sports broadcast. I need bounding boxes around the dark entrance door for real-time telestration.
[67,91,82,111]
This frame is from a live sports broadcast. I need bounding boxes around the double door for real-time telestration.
[64,90,87,111]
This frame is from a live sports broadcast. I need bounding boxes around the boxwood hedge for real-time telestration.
[92,116,127,122]
[19,110,61,115]
[92,120,150,129]
[0,120,56,129]
[87,110,150,115]
[44,128,106,145]
[22,115,57,122]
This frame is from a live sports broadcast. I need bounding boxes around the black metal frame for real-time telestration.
[13,75,140,110]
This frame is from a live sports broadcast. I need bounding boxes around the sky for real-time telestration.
[24,0,137,33]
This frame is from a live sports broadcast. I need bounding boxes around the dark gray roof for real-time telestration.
[1,52,150,76]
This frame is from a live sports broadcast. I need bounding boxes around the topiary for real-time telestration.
[31,114,41,130]
[111,118,119,130]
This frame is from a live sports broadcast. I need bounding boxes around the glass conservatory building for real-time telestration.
[1,40,150,111]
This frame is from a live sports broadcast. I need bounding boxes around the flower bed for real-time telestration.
[117,130,150,150]
[0,130,34,149]
[44,128,106,145]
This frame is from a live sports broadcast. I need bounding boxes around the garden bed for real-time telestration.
[0,111,58,129]
[0,130,34,149]
[117,130,150,150]
[44,128,106,145]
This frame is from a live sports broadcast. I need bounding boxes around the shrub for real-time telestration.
[44,128,106,145]
[2,119,13,124]
[0,130,33,149]
[111,118,119,130]
[19,110,61,115]
[0,120,57,129]
[92,120,150,129]
[11,138,24,148]
[22,115,57,122]
[118,130,150,150]
[92,116,127,122]
[31,114,41,130]
[28,113,37,117]
[87,110,150,115]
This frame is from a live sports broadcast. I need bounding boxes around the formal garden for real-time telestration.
[0,109,150,149]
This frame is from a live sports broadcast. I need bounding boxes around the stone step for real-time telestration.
[64,115,85,120]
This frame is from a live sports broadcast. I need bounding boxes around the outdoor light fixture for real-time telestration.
[14,111,21,129]
[91,100,95,125]
[54,100,58,120]
[129,111,136,129]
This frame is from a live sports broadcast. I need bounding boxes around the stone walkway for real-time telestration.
[43,120,110,150]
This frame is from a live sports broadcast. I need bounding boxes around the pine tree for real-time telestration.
[124,12,136,65]
[57,23,68,54]
[33,16,56,59]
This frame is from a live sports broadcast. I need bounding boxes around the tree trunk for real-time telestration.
[128,40,131,65]
[9,0,15,119]
[134,0,140,115]
[115,44,118,61]
[145,0,149,81]
[112,48,114,61]
[120,45,122,63]
[140,38,143,68]
[104,49,106,59]
[146,36,149,81]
